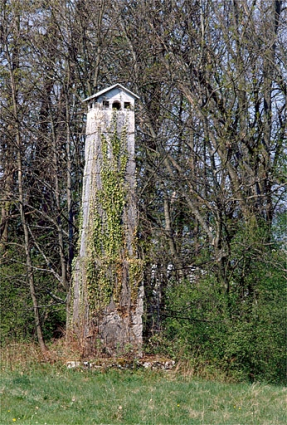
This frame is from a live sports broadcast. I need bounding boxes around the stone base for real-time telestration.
[66,357,175,371]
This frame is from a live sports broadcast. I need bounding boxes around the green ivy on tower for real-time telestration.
[85,114,142,314]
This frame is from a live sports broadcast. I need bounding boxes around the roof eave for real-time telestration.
[82,83,140,103]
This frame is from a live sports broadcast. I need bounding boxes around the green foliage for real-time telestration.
[85,115,143,312]
[0,254,34,342]
[85,118,128,309]
[0,248,66,344]
[161,240,286,383]
[96,123,128,256]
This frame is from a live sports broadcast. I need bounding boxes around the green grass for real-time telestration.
[0,364,286,424]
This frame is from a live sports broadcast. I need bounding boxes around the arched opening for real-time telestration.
[112,101,121,110]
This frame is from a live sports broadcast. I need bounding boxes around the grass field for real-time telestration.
[1,362,286,424]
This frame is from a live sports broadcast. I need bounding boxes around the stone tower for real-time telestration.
[70,84,143,355]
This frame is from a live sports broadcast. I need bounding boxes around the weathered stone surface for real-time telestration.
[69,85,143,354]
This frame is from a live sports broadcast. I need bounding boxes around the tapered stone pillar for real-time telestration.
[69,84,143,355]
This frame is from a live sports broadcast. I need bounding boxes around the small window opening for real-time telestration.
[112,101,121,110]
[89,102,93,109]
[103,100,109,109]
[124,102,131,109]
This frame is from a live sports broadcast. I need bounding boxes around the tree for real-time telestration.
[0,0,285,380]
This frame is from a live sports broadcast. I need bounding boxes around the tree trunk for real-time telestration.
[7,19,48,356]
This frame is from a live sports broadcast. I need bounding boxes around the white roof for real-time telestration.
[83,84,139,102]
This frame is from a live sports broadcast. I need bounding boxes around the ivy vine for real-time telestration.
[84,113,143,313]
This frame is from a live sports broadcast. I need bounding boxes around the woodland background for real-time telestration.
[0,0,286,383]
